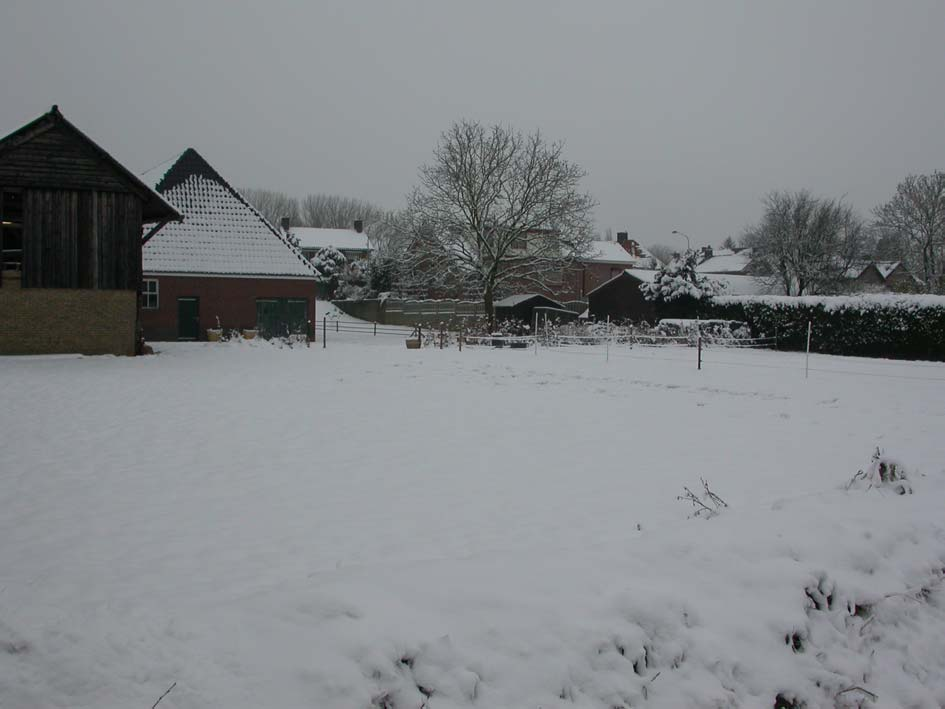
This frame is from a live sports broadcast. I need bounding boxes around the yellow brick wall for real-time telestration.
[0,277,137,356]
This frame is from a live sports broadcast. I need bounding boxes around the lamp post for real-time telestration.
[671,229,692,252]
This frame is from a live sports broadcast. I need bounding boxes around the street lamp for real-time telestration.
[671,230,692,252]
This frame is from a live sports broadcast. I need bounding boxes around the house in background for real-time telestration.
[140,148,318,341]
[281,220,373,263]
[0,106,180,355]
[587,269,771,322]
[571,232,657,297]
[695,246,754,275]
[845,261,919,292]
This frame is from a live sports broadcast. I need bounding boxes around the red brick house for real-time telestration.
[140,149,318,341]
[569,232,657,298]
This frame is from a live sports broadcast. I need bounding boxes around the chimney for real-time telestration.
[702,245,713,261]
[353,219,364,233]
[616,231,628,244]
[280,216,291,233]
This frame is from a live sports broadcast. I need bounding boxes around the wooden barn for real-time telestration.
[139,149,318,341]
[0,106,180,355]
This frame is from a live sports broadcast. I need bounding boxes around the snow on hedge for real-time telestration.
[715,292,945,312]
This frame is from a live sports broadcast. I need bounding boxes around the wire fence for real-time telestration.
[313,316,945,382]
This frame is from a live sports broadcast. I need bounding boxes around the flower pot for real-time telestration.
[405,338,421,349]
[206,328,223,342]
[242,329,258,340]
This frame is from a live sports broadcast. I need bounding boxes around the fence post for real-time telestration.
[697,333,702,370]
[805,320,812,379]
[418,323,422,347]
[606,315,610,362]
[533,310,539,355]
[459,322,463,352]
[322,317,326,349]
[374,321,377,336]
[336,319,339,333]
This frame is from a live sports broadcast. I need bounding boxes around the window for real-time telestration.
[142,279,159,309]
[1,189,24,274]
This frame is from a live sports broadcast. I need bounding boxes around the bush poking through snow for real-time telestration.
[677,478,728,519]
[846,448,912,495]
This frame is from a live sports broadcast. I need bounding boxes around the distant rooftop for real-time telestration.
[289,227,372,253]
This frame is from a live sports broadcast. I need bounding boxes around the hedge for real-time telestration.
[704,294,945,360]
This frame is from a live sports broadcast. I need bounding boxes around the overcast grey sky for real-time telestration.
[3,0,944,248]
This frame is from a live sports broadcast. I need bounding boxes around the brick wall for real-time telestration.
[140,274,317,341]
[0,275,136,355]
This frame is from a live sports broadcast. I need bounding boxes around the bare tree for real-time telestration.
[873,171,945,293]
[400,120,597,321]
[239,188,301,227]
[300,194,386,229]
[647,243,676,266]
[742,190,868,295]
[721,235,739,251]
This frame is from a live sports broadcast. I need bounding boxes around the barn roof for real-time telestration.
[141,149,317,279]
[0,106,181,223]
[494,293,565,308]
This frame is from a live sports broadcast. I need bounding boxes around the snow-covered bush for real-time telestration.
[640,251,724,303]
[707,293,945,359]
[847,448,913,495]
[312,246,347,298]
[336,260,370,300]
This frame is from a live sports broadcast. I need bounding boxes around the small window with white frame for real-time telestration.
[142,279,159,309]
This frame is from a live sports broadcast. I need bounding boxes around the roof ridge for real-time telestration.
[152,148,317,276]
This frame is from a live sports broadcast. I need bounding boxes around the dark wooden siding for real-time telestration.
[21,189,141,290]
[0,125,134,193]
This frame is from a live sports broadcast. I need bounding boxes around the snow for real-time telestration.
[290,227,372,253]
[493,293,561,307]
[1,340,944,708]
[716,292,945,311]
[696,249,753,274]
[142,152,317,279]
[584,240,654,266]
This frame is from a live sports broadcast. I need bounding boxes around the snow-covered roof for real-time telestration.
[696,248,753,274]
[290,227,372,253]
[874,261,902,279]
[141,149,317,279]
[494,294,564,308]
[712,273,772,295]
[583,240,654,266]
[587,269,771,297]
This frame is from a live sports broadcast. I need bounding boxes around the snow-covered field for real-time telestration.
[2,337,944,708]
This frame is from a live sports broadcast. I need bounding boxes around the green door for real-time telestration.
[177,297,200,340]
[256,298,308,338]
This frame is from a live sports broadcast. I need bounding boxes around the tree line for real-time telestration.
[238,188,389,231]
[242,122,945,303]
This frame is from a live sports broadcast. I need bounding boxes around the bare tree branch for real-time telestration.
[394,120,597,322]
